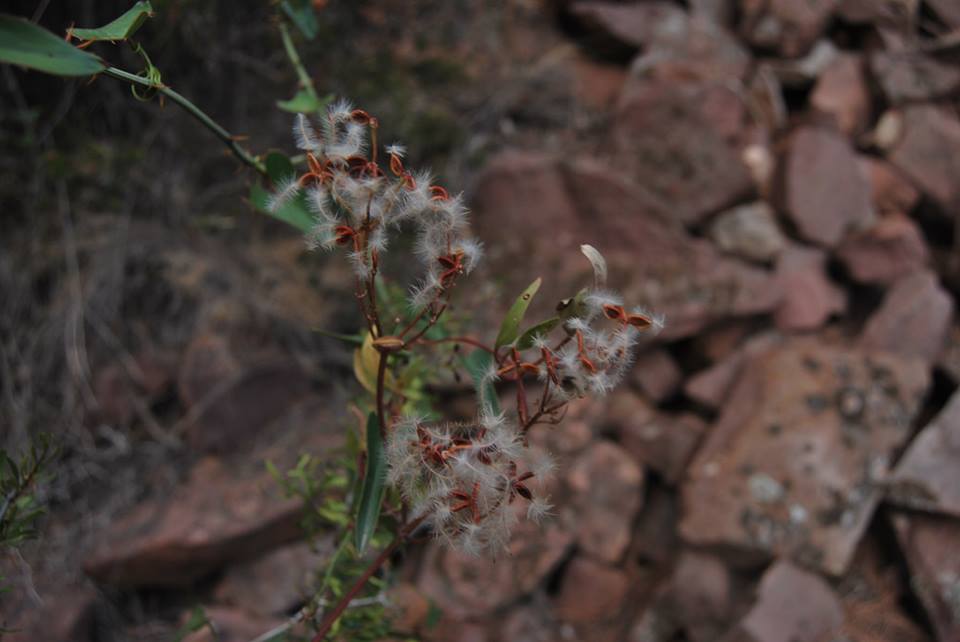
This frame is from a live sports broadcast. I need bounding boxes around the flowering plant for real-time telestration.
[268,100,664,638]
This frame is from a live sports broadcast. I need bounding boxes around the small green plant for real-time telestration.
[0,4,664,640]
[0,435,57,637]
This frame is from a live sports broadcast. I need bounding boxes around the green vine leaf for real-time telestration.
[249,152,313,232]
[354,412,386,555]
[280,0,319,40]
[516,316,561,351]
[277,89,332,114]
[495,277,542,349]
[0,15,106,76]
[71,1,154,42]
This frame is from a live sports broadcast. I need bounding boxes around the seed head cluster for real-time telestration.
[273,100,664,555]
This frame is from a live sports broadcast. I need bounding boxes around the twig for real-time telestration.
[278,22,321,108]
[100,67,267,177]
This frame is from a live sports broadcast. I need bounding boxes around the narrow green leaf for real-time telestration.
[71,2,154,42]
[264,151,295,184]
[0,15,106,76]
[463,349,501,416]
[354,412,386,554]
[280,0,319,39]
[249,181,314,233]
[516,316,561,351]
[556,287,589,321]
[495,277,542,349]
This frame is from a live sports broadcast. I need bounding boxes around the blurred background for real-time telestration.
[1,0,959,640]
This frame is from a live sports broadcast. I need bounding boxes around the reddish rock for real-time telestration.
[810,54,871,136]
[630,348,682,403]
[886,105,960,216]
[473,152,781,342]
[736,561,844,642]
[861,156,920,216]
[181,606,285,642]
[888,391,960,518]
[0,583,96,642]
[709,201,786,264]
[567,441,645,562]
[499,604,561,642]
[633,484,681,565]
[608,390,705,484]
[774,244,846,332]
[747,65,788,133]
[870,50,960,105]
[178,335,311,453]
[553,557,630,623]
[214,541,331,616]
[613,78,753,226]
[782,126,876,247]
[941,326,960,385]
[387,582,431,636]
[572,55,626,110]
[680,338,929,575]
[84,456,305,587]
[572,2,749,80]
[893,513,960,642]
[417,517,573,616]
[660,551,733,642]
[740,0,838,58]
[928,0,960,27]
[766,39,840,87]
[860,270,954,364]
[684,331,784,411]
[837,214,929,285]
[836,0,915,25]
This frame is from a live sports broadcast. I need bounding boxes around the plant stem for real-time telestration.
[375,351,389,441]
[310,516,425,642]
[279,22,320,106]
[101,67,268,177]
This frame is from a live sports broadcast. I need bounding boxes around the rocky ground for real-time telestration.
[2,0,960,640]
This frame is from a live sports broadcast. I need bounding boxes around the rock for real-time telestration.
[870,50,960,105]
[553,557,630,623]
[630,348,682,403]
[472,152,782,342]
[213,541,332,616]
[782,126,876,247]
[178,335,312,454]
[928,0,960,27]
[765,39,840,86]
[608,391,705,484]
[613,77,753,225]
[735,561,844,642]
[94,350,175,427]
[417,517,573,616]
[942,326,960,385]
[181,606,285,642]
[860,270,954,364]
[684,331,784,411]
[741,1,838,58]
[571,2,750,80]
[886,105,960,216]
[387,583,431,636]
[567,440,645,562]
[773,245,846,332]
[499,604,561,642]
[633,484,681,565]
[892,513,960,642]
[836,214,929,285]
[660,551,732,642]
[747,65,788,133]
[888,391,960,518]
[0,583,97,642]
[709,201,786,263]
[835,536,930,642]
[84,457,305,588]
[572,55,626,110]
[680,338,930,575]
[836,0,916,25]
[861,156,920,216]
[810,54,871,136]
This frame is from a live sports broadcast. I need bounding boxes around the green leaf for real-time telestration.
[464,349,501,416]
[277,89,332,114]
[556,287,589,321]
[354,412,387,554]
[249,181,314,233]
[280,0,319,39]
[71,1,154,42]
[495,278,542,349]
[264,151,295,184]
[0,15,106,76]
[516,316,561,351]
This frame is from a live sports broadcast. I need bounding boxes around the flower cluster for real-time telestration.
[385,411,553,554]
